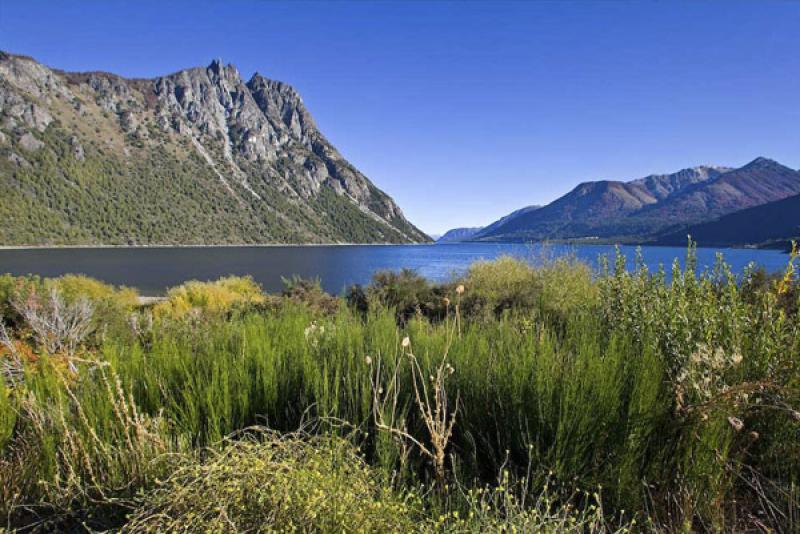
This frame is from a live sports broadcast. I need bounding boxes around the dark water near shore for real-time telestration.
[0,243,790,296]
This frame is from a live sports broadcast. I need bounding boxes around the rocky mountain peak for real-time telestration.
[207,58,225,74]
[742,156,782,170]
[247,73,318,146]
[0,51,429,245]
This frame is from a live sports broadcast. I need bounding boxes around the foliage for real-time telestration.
[357,268,443,323]
[123,431,420,533]
[12,288,94,356]
[152,276,265,320]
[0,274,138,346]
[280,275,340,315]
[0,115,425,245]
[0,251,798,531]
[458,254,597,322]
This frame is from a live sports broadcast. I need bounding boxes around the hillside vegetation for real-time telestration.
[0,52,429,245]
[656,193,800,248]
[0,246,799,532]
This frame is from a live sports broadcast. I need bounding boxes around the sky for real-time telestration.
[1,1,799,235]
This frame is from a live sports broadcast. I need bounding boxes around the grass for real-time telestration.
[0,245,798,532]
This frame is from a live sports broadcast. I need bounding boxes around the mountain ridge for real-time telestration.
[654,192,800,248]
[436,227,484,243]
[0,51,430,245]
[475,160,800,243]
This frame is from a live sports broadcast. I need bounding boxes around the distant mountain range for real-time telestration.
[3,51,796,250]
[440,158,800,247]
[656,192,800,248]
[436,227,483,243]
[0,52,429,245]
[436,205,540,243]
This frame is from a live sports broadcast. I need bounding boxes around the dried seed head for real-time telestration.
[791,410,800,422]
[442,297,450,307]
[365,356,372,366]
[455,285,465,295]
[401,336,411,348]
[749,431,759,441]
[727,416,744,432]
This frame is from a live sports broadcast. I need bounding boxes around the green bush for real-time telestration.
[365,268,442,323]
[153,275,265,320]
[281,275,340,315]
[123,432,420,533]
[0,273,138,346]
[459,255,596,321]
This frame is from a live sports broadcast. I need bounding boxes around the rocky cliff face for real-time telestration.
[0,52,429,245]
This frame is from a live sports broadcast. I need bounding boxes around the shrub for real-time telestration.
[1,274,138,345]
[0,274,43,329]
[0,380,15,451]
[367,268,441,323]
[123,431,419,533]
[11,287,94,356]
[153,276,265,320]
[281,275,340,315]
[345,283,369,315]
[741,265,799,317]
[459,255,596,320]
[48,275,139,309]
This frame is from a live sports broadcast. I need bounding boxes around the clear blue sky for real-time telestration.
[1,1,799,234]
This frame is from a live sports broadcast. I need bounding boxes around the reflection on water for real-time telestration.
[0,243,790,296]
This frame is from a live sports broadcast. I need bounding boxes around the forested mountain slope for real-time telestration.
[0,52,429,245]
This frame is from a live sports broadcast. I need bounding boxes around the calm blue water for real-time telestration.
[0,243,790,296]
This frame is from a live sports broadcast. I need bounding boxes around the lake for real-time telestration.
[0,243,790,296]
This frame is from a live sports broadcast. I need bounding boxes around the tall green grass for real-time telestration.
[1,247,798,531]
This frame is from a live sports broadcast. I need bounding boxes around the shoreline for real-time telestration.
[0,242,435,251]
[0,241,790,252]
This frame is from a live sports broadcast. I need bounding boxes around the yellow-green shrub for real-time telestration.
[48,274,139,309]
[153,276,265,320]
[460,255,596,319]
[123,432,419,533]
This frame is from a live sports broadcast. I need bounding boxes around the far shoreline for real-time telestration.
[0,240,791,252]
[0,242,436,251]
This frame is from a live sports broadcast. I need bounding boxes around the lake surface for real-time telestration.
[0,243,790,296]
